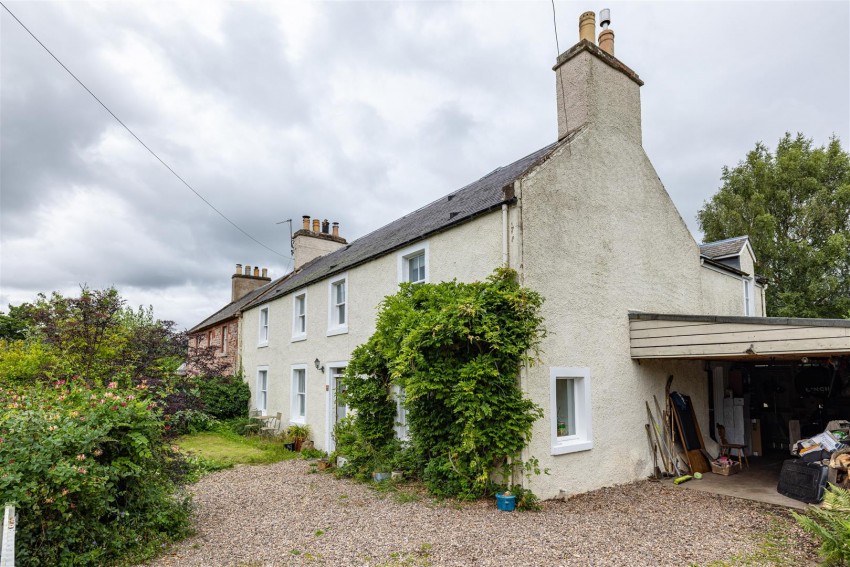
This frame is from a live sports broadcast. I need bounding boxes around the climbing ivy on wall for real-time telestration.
[337,267,546,500]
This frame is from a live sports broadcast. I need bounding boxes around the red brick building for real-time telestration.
[186,264,272,376]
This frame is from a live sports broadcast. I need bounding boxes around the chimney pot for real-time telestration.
[579,11,596,43]
[598,28,614,55]
[235,263,242,275]
[322,219,330,234]
[253,267,259,277]
[302,215,310,230]
[245,264,251,275]
[332,222,339,238]
[312,219,320,232]
[261,268,268,278]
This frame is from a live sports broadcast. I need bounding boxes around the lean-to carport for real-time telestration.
[629,313,850,361]
[630,312,850,508]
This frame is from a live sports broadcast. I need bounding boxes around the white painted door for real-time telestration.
[328,366,347,452]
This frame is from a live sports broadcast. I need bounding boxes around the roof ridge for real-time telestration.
[700,235,749,246]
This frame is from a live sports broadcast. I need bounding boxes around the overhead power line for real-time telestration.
[0,1,291,260]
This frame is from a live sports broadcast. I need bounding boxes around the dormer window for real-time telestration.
[397,242,429,285]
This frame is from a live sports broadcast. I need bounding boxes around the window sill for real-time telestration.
[289,418,306,426]
[326,325,348,337]
[551,439,593,455]
[291,334,307,343]
[257,342,268,348]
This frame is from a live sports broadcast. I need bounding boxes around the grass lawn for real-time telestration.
[176,429,298,473]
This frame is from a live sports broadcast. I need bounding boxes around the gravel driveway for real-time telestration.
[147,459,817,567]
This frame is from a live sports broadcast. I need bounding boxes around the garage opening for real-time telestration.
[630,312,850,508]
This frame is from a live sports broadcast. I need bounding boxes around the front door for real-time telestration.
[328,366,347,452]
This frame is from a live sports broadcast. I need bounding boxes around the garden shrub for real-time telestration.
[196,373,250,420]
[338,268,546,501]
[0,379,192,566]
[794,484,850,565]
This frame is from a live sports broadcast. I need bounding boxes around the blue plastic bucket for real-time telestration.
[495,493,516,511]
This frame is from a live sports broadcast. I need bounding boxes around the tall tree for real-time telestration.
[698,133,850,319]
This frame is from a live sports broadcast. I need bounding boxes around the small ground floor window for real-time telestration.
[550,367,593,455]
[291,366,307,423]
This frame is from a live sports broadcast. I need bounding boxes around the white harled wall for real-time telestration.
[239,211,504,452]
[516,120,754,498]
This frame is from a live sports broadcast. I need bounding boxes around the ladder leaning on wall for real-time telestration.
[0,504,15,567]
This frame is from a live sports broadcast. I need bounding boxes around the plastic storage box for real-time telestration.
[777,459,829,503]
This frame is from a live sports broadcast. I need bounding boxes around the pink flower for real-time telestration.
[77,467,87,474]
[120,401,127,407]
[126,395,135,401]
[107,381,117,389]
[76,454,86,461]
[111,406,118,411]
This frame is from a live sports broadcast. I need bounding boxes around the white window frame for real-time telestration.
[743,277,755,316]
[292,293,307,342]
[397,241,429,285]
[221,325,228,354]
[258,306,269,347]
[256,366,269,416]
[550,367,593,455]
[327,274,349,336]
[290,365,307,424]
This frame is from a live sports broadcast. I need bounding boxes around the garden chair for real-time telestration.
[716,423,749,469]
[260,412,283,436]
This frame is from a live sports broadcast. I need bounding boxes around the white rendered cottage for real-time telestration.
[232,13,850,500]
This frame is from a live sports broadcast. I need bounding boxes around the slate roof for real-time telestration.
[245,140,564,310]
[188,281,278,333]
[699,236,749,259]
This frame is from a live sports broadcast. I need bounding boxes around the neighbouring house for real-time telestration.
[186,264,272,376]
[200,11,850,501]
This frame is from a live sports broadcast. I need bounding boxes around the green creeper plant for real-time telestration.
[338,267,546,500]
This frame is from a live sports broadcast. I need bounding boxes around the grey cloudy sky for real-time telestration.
[1,1,848,329]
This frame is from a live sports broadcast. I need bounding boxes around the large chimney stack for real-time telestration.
[231,263,271,302]
[553,8,643,143]
[292,214,348,270]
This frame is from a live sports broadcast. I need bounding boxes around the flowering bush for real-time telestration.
[0,378,192,565]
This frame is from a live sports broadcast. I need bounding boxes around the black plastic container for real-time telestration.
[777,458,829,503]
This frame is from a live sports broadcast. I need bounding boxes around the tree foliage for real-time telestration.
[0,287,187,387]
[698,133,850,318]
[337,268,546,500]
